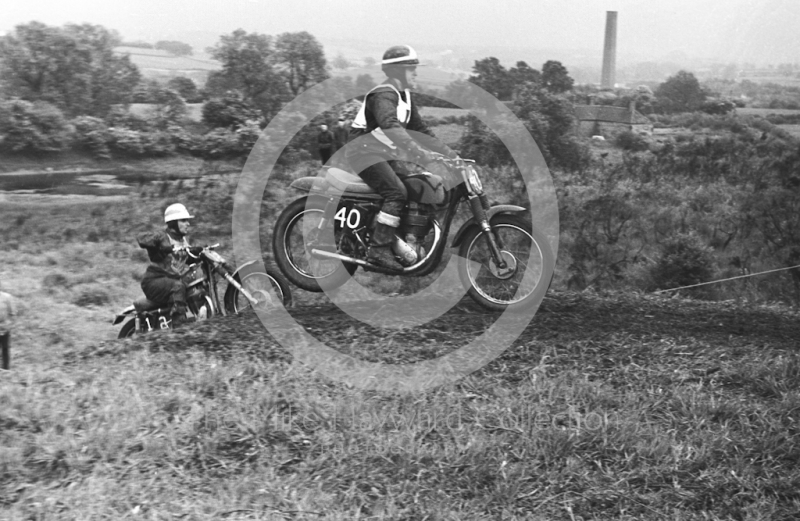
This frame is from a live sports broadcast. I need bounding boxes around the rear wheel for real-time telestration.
[273,196,357,292]
[457,215,554,312]
[118,318,137,338]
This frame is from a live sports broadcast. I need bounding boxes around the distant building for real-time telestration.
[574,101,652,138]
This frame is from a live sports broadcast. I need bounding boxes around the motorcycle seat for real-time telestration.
[133,297,167,313]
[325,167,376,194]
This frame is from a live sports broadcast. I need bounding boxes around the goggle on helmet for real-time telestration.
[381,45,420,72]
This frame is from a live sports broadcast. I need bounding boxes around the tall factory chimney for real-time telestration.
[601,11,617,89]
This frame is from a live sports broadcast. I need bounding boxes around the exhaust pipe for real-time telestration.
[309,222,443,272]
[310,249,371,267]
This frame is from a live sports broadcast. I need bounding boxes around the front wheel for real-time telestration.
[272,196,357,292]
[457,215,554,312]
[118,318,138,338]
[224,268,293,314]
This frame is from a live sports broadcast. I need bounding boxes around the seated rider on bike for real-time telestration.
[345,44,460,270]
[136,203,202,327]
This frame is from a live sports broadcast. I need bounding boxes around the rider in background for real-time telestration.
[346,45,459,270]
[136,203,201,327]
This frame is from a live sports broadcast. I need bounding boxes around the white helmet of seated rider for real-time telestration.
[381,45,419,89]
[164,203,194,223]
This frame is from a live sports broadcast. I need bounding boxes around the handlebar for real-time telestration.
[180,243,222,260]
[432,155,475,168]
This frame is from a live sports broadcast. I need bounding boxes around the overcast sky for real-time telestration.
[3,0,798,66]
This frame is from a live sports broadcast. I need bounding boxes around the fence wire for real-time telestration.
[653,264,800,294]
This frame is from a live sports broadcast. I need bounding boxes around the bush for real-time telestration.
[457,115,514,169]
[166,125,202,155]
[198,128,245,159]
[72,116,111,159]
[440,115,469,125]
[167,77,202,103]
[105,106,152,131]
[105,127,176,157]
[700,98,736,115]
[141,131,177,156]
[766,113,800,125]
[107,128,145,156]
[149,88,188,128]
[616,130,649,152]
[0,99,74,153]
[648,233,715,292]
[550,135,592,172]
[202,95,263,129]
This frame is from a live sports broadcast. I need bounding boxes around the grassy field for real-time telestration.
[2,156,800,519]
[114,47,221,72]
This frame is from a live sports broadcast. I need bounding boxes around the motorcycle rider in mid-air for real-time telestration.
[345,44,460,270]
[136,203,202,327]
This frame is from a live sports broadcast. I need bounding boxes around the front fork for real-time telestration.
[468,193,507,269]
[216,266,259,306]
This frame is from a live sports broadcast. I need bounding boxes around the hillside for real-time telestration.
[3,288,800,519]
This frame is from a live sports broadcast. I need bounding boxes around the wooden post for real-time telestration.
[1,330,8,370]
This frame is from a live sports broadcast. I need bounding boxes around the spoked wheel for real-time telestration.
[188,295,215,321]
[225,268,293,314]
[272,196,357,292]
[457,215,554,312]
[118,318,138,338]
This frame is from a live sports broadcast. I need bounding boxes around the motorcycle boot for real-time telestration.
[170,302,189,329]
[366,216,405,271]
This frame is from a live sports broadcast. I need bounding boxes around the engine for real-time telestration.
[400,202,432,258]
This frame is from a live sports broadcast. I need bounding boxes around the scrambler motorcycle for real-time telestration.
[113,244,292,338]
[272,157,554,311]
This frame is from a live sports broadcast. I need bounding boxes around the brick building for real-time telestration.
[574,102,652,138]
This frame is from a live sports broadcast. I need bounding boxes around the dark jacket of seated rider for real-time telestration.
[136,204,197,317]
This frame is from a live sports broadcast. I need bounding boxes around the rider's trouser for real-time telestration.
[141,266,187,314]
[351,155,408,220]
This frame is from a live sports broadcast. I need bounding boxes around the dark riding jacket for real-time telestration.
[347,79,456,161]
[136,228,191,281]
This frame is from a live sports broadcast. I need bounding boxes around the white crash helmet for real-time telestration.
[381,45,420,71]
[164,203,194,223]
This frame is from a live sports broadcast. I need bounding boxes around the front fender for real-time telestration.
[229,260,257,279]
[112,305,136,325]
[222,261,253,304]
[450,205,527,248]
